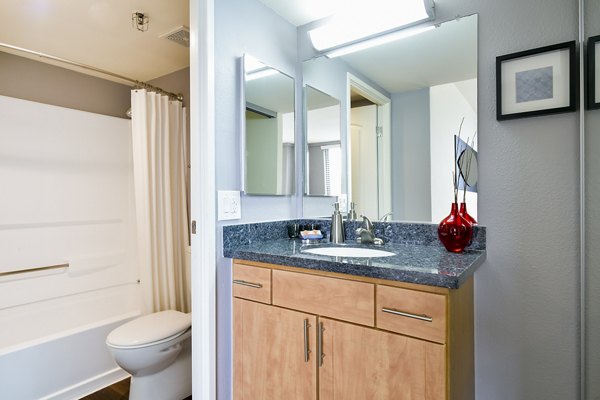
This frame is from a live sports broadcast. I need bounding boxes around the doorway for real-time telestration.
[347,74,391,220]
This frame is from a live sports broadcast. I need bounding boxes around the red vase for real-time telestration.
[438,202,473,253]
[459,202,477,225]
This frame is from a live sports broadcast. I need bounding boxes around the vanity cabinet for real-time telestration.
[233,298,317,399]
[232,260,474,400]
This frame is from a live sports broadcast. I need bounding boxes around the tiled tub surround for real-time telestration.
[223,219,486,289]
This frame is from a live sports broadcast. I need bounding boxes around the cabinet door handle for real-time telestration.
[232,279,263,289]
[303,319,311,362]
[317,321,325,367]
[381,307,433,322]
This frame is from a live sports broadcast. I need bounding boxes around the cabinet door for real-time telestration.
[319,318,446,400]
[233,298,317,400]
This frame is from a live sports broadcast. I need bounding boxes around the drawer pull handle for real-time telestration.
[232,279,263,289]
[317,321,325,367]
[303,319,311,363]
[382,307,433,322]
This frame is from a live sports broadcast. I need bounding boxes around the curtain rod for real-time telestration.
[0,42,183,102]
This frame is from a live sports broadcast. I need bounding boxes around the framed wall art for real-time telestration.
[588,35,600,109]
[496,41,577,120]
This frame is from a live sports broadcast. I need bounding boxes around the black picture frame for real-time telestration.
[496,41,577,120]
[587,35,600,110]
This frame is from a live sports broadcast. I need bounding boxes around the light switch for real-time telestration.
[218,190,241,220]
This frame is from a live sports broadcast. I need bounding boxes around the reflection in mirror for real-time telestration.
[302,14,478,222]
[305,85,342,196]
[243,54,295,195]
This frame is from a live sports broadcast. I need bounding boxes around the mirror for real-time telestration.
[302,14,478,222]
[243,54,295,195]
[304,85,342,196]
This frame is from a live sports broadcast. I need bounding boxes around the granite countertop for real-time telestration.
[223,219,486,289]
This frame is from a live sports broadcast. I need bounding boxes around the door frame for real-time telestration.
[190,0,217,399]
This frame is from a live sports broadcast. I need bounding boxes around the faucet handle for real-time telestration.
[359,215,373,231]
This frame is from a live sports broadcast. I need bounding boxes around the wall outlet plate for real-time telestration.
[218,190,241,220]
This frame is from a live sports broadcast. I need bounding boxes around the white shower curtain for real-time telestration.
[131,89,190,313]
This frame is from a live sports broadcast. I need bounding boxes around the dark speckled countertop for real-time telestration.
[223,219,486,289]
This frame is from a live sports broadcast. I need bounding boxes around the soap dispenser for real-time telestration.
[347,202,357,221]
[330,202,345,244]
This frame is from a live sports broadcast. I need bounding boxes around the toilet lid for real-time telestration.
[107,310,191,347]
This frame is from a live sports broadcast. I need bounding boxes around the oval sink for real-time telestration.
[302,247,395,258]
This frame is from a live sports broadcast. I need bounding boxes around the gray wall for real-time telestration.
[148,66,191,140]
[391,88,431,221]
[215,0,581,399]
[308,144,326,194]
[438,1,578,399]
[0,51,130,118]
[584,0,600,397]
[214,0,297,399]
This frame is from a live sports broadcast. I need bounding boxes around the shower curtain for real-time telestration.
[131,89,190,313]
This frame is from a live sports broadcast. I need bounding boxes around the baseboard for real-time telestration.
[41,367,130,400]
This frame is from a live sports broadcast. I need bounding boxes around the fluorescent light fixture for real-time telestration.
[244,54,267,73]
[244,54,278,81]
[309,0,435,52]
[245,68,278,81]
[325,24,435,58]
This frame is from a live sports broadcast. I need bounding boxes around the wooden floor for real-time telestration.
[80,378,192,400]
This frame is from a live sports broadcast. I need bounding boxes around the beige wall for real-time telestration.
[0,51,130,118]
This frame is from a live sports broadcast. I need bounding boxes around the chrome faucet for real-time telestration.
[379,212,393,222]
[355,215,383,245]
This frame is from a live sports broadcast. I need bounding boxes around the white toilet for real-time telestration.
[106,310,192,400]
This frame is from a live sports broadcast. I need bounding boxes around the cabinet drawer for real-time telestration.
[376,285,446,343]
[233,263,271,304]
[272,270,374,326]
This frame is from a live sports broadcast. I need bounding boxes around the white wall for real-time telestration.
[430,79,478,223]
[0,95,141,397]
[350,105,379,218]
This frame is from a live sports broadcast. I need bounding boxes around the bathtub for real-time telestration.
[0,280,142,400]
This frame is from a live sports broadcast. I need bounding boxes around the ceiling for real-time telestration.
[0,0,475,93]
[0,0,189,84]
[258,1,477,94]
[256,0,338,27]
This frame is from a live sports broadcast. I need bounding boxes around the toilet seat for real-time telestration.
[107,310,191,349]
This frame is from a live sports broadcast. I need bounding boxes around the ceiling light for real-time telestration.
[309,0,434,52]
[245,68,278,81]
[132,11,149,32]
[244,54,278,81]
[325,24,435,58]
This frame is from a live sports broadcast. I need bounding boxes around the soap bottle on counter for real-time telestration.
[347,202,357,221]
[330,202,345,244]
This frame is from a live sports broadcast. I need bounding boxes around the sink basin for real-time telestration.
[302,247,395,258]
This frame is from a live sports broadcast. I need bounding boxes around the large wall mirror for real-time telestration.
[305,85,342,196]
[302,14,478,222]
[243,54,295,195]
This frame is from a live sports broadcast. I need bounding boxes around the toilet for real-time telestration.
[106,310,192,400]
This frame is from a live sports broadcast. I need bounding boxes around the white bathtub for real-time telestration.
[0,277,142,400]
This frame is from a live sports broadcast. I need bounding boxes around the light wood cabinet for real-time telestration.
[233,298,317,400]
[319,318,445,400]
[232,260,474,400]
